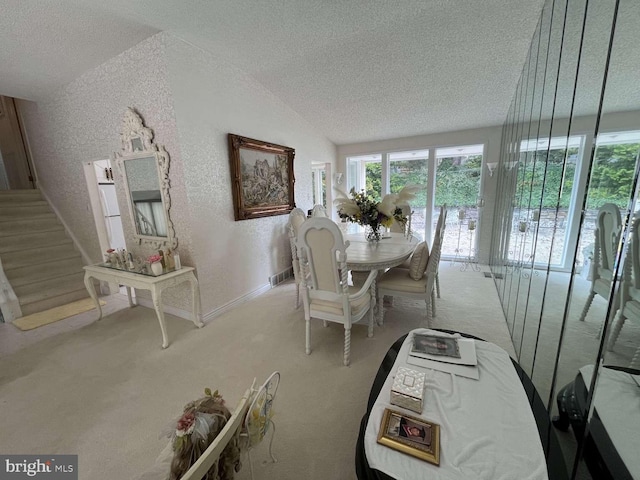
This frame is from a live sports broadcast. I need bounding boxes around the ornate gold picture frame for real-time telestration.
[228,134,295,221]
[377,408,440,466]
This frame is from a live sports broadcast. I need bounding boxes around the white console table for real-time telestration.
[83,264,203,348]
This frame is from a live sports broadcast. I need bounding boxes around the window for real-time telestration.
[311,164,327,207]
[512,135,582,268]
[346,144,486,260]
[434,145,484,258]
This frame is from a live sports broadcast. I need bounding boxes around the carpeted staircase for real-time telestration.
[0,189,88,317]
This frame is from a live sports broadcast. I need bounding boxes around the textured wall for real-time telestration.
[18,33,194,311]
[18,31,337,316]
[164,33,336,314]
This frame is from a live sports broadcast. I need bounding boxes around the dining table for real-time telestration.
[342,227,420,324]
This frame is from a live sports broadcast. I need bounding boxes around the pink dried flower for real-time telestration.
[106,248,115,253]
[148,254,162,264]
[176,412,196,437]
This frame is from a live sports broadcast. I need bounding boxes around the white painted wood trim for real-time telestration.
[201,283,271,324]
[38,187,93,266]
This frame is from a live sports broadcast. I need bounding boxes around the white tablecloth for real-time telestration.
[364,329,548,480]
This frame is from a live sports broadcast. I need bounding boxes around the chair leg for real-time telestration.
[266,419,278,463]
[305,319,311,355]
[323,320,328,328]
[607,310,626,351]
[425,298,432,327]
[344,327,351,366]
[295,283,300,309]
[579,291,596,322]
[436,273,441,298]
[431,289,437,317]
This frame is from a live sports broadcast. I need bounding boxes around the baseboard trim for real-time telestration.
[135,297,195,321]
[202,283,271,324]
[134,282,272,323]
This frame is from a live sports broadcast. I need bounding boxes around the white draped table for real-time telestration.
[364,329,549,480]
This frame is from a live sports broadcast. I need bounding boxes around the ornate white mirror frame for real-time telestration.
[115,107,177,249]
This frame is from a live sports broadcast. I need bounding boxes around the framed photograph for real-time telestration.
[377,408,440,465]
[412,333,461,358]
[228,133,295,221]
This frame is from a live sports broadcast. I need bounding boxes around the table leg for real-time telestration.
[188,272,204,328]
[371,275,382,326]
[83,273,102,320]
[151,288,169,349]
[126,286,135,307]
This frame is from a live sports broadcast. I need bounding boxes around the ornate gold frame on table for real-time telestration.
[228,133,295,221]
[377,408,440,466]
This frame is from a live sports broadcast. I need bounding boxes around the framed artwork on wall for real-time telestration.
[228,134,296,221]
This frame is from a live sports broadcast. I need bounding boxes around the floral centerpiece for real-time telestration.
[335,185,420,241]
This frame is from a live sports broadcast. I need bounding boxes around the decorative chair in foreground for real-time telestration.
[377,218,444,326]
[579,203,622,323]
[296,217,377,366]
[288,207,307,308]
[242,371,280,480]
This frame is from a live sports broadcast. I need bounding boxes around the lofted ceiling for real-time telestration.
[0,0,548,145]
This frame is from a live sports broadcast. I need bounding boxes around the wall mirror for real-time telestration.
[490,0,640,478]
[115,107,177,249]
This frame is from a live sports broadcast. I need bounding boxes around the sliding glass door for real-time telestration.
[434,145,484,259]
[346,145,485,257]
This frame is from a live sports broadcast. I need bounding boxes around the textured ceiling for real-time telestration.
[0,0,549,144]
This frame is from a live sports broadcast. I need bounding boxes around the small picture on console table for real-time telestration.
[228,133,296,221]
[377,408,440,465]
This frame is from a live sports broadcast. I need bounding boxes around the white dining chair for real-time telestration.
[607,215,640,367]
[296,217,376,366]
[311,204,328,217]
[435,205,447,298]
[389,204,413,236]
[377,220,444,326]
[579,203,622,323]
[288,208,307,308]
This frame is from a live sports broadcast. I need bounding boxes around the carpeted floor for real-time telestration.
[0,263,516,480]
[2,263,621,479]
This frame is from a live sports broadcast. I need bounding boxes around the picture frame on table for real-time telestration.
[228,133,296,221]
[412,333,461,358]
[377,408,440,465]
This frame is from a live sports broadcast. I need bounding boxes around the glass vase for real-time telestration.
[365,224,382,242]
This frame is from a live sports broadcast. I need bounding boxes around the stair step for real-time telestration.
[0,215,63,236]
[0,230,72,254]
[1,243,81,271]
[0,200,48,208]
[15,271,86,299]
[19,288,90,316]
[5,257,85,287]
[0,190,42,202]
[0,204,52,221]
